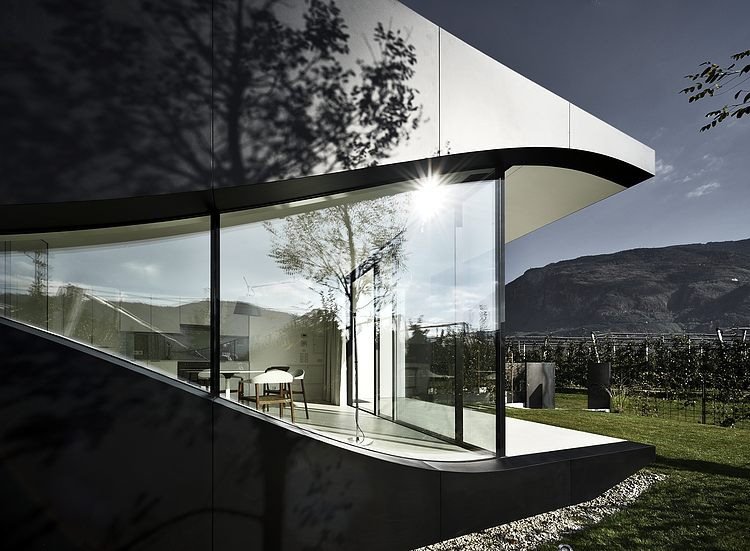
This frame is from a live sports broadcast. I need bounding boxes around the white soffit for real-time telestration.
[505,166,625,243]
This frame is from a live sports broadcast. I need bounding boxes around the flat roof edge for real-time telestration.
[0,147,652,234]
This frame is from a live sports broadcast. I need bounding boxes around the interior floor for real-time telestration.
[232,397,622,461]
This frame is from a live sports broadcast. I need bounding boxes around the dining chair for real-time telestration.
[197,369,210,391]
[248,370,295,422]
[262,366,290,397]
[265,366,290,372]
[288,368,309,419]
[264,366,308,419]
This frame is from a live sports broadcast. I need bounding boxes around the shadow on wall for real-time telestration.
[0,328,216,550]
[1,0,422,203]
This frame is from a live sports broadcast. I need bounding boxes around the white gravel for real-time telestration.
[415,470,667,551]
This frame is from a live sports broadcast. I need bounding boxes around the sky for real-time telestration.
[401,0,750,281]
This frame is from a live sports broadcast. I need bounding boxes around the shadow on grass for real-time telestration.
[655,455,750,479]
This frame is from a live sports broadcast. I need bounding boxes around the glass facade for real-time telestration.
[1,172,500,456]
[0,165,633,457]
[0,218,211,385]
[503,166,626,451]
[221,174,498,452]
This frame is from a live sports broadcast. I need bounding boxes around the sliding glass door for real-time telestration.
[344,176,498,449]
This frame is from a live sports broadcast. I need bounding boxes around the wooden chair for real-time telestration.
[289,368,309,419]
[197,369,210,391]
[262,365,290,397]
[265,366,290,372]
[249,370,295,423]
[264,366,309,419]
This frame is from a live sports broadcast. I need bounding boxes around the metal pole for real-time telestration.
[210,212,220,397]
[354,308,360,431]
[348,272,371,446]
[373,265,381,417]
[455,326,464,444]
[495,172,506,457]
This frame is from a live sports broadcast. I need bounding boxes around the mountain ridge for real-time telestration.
[506,238,750,335]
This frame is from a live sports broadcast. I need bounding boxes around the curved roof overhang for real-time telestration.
[0,146,652,234]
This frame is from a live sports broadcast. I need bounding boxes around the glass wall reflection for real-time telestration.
[0,173,499,455]
[503,166,629,454]
[221,173,497,452]
[0,218,210,386]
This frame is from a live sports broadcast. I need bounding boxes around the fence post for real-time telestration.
[701,377,707,425]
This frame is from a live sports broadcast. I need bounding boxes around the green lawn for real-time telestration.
[506,393,750,550]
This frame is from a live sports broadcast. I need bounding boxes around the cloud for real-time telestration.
[121,261,160,277]
[655,158,674,177]
[701,153,724,170]
[649,126,666,142]
[686,181,720,199]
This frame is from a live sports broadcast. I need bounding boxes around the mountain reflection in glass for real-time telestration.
[0,219,211,386]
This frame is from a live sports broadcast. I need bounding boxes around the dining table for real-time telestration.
[198,368,264,399]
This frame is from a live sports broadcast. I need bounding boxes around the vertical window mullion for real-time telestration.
[210,211,221,397]
[496,172,506,457]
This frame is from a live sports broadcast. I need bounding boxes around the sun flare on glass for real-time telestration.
[413,174,448,222]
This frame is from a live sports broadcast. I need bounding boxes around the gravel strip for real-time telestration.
[416,470,667,551]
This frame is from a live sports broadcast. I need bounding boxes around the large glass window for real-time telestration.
[221,172,498,453]
[503,166,629,455]
[0,218,210,385]
[1,171,500,457]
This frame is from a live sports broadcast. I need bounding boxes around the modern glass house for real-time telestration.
[1,1,655,549]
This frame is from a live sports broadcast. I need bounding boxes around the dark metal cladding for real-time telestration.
[0,0,438,207]
[0,0,212,204]
[0,318,213,551]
